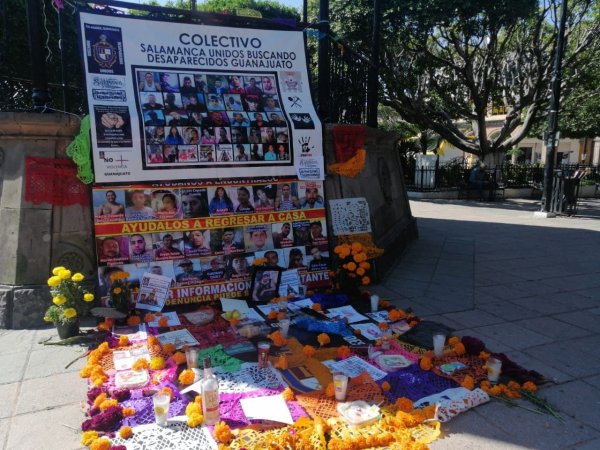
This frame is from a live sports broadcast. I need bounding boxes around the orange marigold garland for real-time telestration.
[158,316,169,327]
[213,421,233,444]
[127,315,141,326]
[337,345,352,360]
[317,333,331,347]
[395,397,414,413]
[302,345,316,359]
[522,381,537,392]
[178,369,196,385]
[311,303,322,312]
[325,382,335,398]
[118,335,129,347]
[267,309,278,320]
[132,358,149,371]
[282,387,295,401]
[149,356,166,370]
[268,330,288,347]
[162,343,176,355]
[122,407,136,417]
[81,430,99,446]
[89,438,111,450]
[419,356,433,371]
[461,375,475,390]
[172,351,187,365]
[144,313,155,323]
[119,426,133,439]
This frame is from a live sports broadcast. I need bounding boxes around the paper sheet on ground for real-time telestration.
[326,305,369,324]
[112,345,150,371]
[323,356,387,381]
[156,329,199,349]
[350,322,383,341]
[288,298,313,311]
[147,311,181,327]
[240,395,294,424]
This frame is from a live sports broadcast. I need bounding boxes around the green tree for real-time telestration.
[162,0,300,19]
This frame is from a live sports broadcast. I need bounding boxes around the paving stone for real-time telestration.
[510,296,574,315]
[443,309,504,328]
[523,341,600,378]
[23,346,87,380]
[574,438,600,449]
[5,403,84,450]
[564,335,600,358]
[514,317,592,340]
[0,351,28,384]
[503,350,573,384]
[0,382,19,419]
[555,310,600,333]
[477,301,539,321]
[0,418,11,450]
[582,375,600,390]
[541,381,600,431]
[470,322,553,350]
[453,329,514,353]
[0,330,36,353]
[15,371,87,415]
[421,314,465,331]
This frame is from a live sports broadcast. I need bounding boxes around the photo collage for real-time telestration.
[93,181,329,292]
[136,69,292,168]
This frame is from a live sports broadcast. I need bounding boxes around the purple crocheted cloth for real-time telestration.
[120,382,188,427]
[379,364,458,403]
[219,388,308,429]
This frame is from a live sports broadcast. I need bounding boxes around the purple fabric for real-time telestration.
[219,388,308,429]
[379,364,458,402]
[120,383,187,427]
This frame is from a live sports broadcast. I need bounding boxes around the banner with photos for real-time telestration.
[78,11,324,182]
[93,178,331,305]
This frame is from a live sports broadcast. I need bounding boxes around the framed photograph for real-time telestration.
[250,268,282,303]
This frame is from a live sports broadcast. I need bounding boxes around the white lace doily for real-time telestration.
[414,387,489,422]
[214,362,286,393]
[111,421,217,449]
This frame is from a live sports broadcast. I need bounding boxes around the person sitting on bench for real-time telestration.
[469,163,493,200]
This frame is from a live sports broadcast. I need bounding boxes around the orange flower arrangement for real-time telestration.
[158,316,169,327]
[302,345,316,358]
[275,354,289,370]
[162,343,176,354]
[452,342,466,355]
[395,397,414,413]
[489,385,503,396]
[178,369,196,385]
[381,381,391,392]
[277,311,286,320]
[119,426,133,439]
[268,330,287,347]
[419,356,433,371]
[461,375,475,390]
[122,407,136,417]
[90,438,111,450]
[282,387,295,401]
[99,398,119,411]
[337,345,352,360]
[522,381,537,392]
[479,351,491,361]
[311,303,322,312]
[267,309,278,319]
[132,358,149,371]
[118,335,129,347]
[172,351,187,365]
[150,356,166,370]
[388,309,406,322]
[317,333,331,347]
[97,319,113,331]
[325,382,335,397]
[213,421,233,444]
[186,400,204,427]
[92,392,108,409]
[448,336,460,346]
[127,315,141,326]
[144,313,155,323]
[378,322,389,331]
[148,335,159,346]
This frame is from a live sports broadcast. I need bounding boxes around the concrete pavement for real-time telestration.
[1,198,599,449]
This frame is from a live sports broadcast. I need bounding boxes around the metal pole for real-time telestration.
[302,0,308,23]
[191,0,197,11]
[57,6,69,112]
[542,0,568,212]
[366,0,381,127]
[317,0,330,121]
[25,0,50,111]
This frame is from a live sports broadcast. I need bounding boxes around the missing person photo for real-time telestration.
[251,269,281,303]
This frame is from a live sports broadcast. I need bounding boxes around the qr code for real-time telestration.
[328,198,372,236]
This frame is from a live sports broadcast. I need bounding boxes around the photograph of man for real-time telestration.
[141,93,164,110]
[300,183,325,209]
[228,75,246,94]
[235,186,255,213]
[244,76,263,95]
[286,247,307,269]
[261,76,277,95]
[188,112,204,126]
[175,259,203,286]
[248,128,261,145]
[260,250,285,270]
[225,254,251,280]
[181,188,209,218]
[216,127,231,144]
[250,144,263,161]
[245,225,273,252]
[262,95,281,113]
[199,146,215,162]
[144,110,166,126]
[125,189,154,221]
[261,127,277,144]
[308,246,330,272]
[274,183,300,210]
[208,187,234,215]
[207,94,225,111]
[250,112,269,128]
[229,112,250,127]
[179,75,196,97]
[234,144,250,162]
[201,256,226,281]
[292,221,312,246]
[148,126,165,144]
[154,233,184,260]
[194,74,208,92]
[269,113,287,127]
[139,72,161,92]
[251,270,279,302]
[167,111,188,127]
[184,229,212,258]
[276,129,289,144]
[95,189,125,219]
[208,76,229,95]
[276,144,289,161]
[97,236,129,264]
[230,127,248,144]
[159,72,179,93]
[204,111,229,127]
[163,145,178,163]
[211,227,244,255]
[184,94,206,113]
[263,144,277,161]
[242,94,261,112]
[152,191,183,219]
[163,93,183,113]
[272,222,294,249]
[224,94,244,111]
[129,234,153,263]
[253,185,276,211]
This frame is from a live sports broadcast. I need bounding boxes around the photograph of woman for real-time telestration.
[165,126,184,145]
[209,187,234,215]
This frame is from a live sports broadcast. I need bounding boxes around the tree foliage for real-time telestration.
[162,0,300,20]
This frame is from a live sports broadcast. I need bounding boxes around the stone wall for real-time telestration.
[0,112,95,328]
[323,125,418,281]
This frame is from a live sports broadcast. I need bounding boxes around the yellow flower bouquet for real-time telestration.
[44,266,95,337]
[331,242,372,297]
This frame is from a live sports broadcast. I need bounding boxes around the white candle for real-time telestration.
[433,333,446,357]
[370,295,380,312]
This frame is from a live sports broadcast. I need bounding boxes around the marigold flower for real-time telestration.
[337,345,352,360]
[359,261,371,270]
[453,342,466,355]
[353,328,362,335]
[127,315,141,326]
[162,343,176,354]
[388,309,406,321]
[213,421,233,444]
[81,430,99,446]
[179,369,196,385]
[395,397,414,413]
[144,313,155,323]
[311,303,322,312]
[361,276,371,285]
[58,269,72,280]
[420,356,432,371]
[112,287,122,295]
[47,276,61,287]
[169,351,186,366]
[96,320,111,332]
[90,437,111,450]
[479,351,491,361]
[351,242,363,252]
[118,335,129,347]
[275,354,289,370]
[52,266,66,276]
[132,358,149,371]
[448,336,461,346]
[317,333,331,347]
[119,426,133,439]
[302,345,316,358]
[268,330,287,347]
[99,398,119,411]
[122,407,136,417]
[187,412,204,428]
[265,309,277,320]
[381,381,391,392]
[325,382,335,397]
[93,392,108,409]
[63,308,77,319]
[282,387,295,401]
[461,375,475,390]
[52,295,66,306]
[158,317,169,327]
[83,292,94,302]
[346,262,357,272]
[378,322,389,331]
[159,387,174,401]
[150,356,166,370]
[71,273,85,282]
[522,381,537,392]
[489,385,503,396]
[356,267,366,276]
[508,381,521,391]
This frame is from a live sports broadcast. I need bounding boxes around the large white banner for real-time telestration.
[79,11,323,183]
